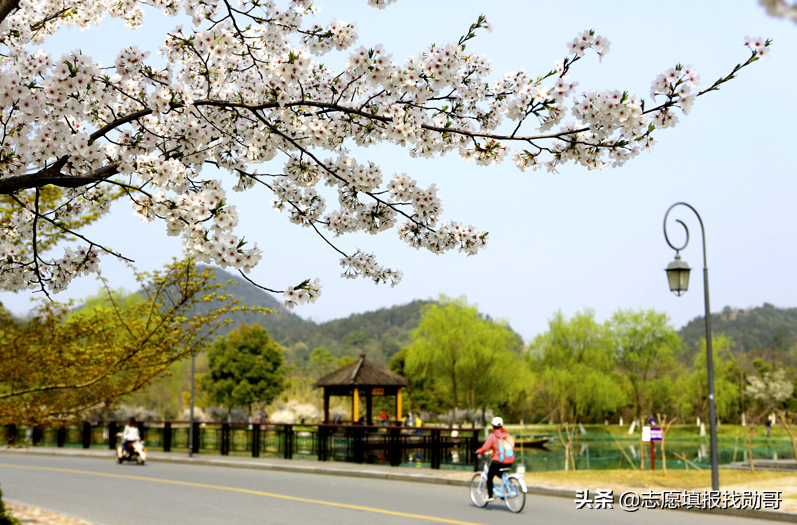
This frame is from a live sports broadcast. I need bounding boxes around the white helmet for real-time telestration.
[491,416,503,427]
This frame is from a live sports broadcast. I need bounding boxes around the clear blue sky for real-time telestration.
[3,0,796,341]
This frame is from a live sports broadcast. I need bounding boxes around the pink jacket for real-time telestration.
[476,427,515,464]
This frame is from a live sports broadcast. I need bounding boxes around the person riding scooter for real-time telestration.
[116,417,147,464]
[121,417,140,454]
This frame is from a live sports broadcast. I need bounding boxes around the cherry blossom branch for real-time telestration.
[31,187,49,298]
[0,0,769,303]
[0,0,19,27]
[234,269,281,294]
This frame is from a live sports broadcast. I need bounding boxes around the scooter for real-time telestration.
[116,433,147,465]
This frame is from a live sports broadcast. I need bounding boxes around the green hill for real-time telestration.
[193,266,529,367]
[678,303,797,358]
[195,266,433,366]
[190,265,308,342]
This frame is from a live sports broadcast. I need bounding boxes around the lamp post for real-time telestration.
[663,202,719,491]
[188,353,195,458]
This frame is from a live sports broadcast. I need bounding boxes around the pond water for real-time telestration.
[515,434,795,472]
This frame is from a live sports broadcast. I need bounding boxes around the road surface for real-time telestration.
[0,453,772,525]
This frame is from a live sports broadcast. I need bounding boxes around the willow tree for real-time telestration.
[402,296,525,422]
[608,308,680,423]
[676,335,740,422]
[529,310,625,423]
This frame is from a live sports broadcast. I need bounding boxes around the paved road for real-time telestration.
[0,454,774,525]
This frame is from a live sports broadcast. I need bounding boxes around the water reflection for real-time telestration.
[514,434,795,472]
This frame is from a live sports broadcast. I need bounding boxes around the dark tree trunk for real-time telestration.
[0,0,20,26]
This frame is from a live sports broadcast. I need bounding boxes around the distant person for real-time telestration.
[378,410,388,426]
[333,412,342,425]
[475,416,515,502]
[765,416,772,438]
[121,417,140,453]
[415,414,423,435]
[405,413,413,427]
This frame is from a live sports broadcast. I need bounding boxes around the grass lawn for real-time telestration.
[525,469,794,490]
[522,468,797,512]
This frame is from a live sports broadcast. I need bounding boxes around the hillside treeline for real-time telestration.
[124,282,797,427]
[517,309,795,425]
[8,265,794,426]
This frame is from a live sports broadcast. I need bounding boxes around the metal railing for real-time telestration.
[2,421,483,470]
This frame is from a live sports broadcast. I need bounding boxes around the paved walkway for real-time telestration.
[6,502,94,525]
[4,447,797,524]
[727,459,797,471]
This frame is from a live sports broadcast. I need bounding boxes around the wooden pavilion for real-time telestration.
[314,354,409,425]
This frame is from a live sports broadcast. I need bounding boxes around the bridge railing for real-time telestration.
[2,421,483,471]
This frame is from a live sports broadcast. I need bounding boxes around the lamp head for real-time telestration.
[665,252,691,296]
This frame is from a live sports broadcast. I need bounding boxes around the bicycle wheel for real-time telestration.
[469,474,489,508]
[504,478,526,513]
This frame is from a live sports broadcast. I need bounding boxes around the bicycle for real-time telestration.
[469,457,527,513]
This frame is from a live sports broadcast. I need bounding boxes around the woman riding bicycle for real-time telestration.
[475,416,515,502]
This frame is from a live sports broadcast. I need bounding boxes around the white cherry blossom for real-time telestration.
[0,1,769,307]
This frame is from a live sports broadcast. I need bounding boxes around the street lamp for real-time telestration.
[663,202,719,491]
[188,353,195,458]
[665,253,691,296]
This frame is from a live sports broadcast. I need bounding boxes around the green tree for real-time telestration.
[389,347,449,415]
[285,341,312,367]
[528,310,625,423]
[676,335,739,422]
[402,296,525,422]
[123,357,197,420]
[201,323,285,417]
[608,308,680,422]
[309,346,337,379]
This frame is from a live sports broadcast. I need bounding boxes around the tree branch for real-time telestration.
[0,0,19,26]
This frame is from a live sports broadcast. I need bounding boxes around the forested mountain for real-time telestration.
[200,268,797,367]
[67,264,797,370]
[189,265,306,339]
[191,266,535,367]
[195,266,433,366]
[280,299,435,367]
[678,303,797,358]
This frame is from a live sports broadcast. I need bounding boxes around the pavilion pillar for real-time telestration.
[352,388,359,424]
[324,389,330,424]
[366,391,373,426]
[396,389,402,424]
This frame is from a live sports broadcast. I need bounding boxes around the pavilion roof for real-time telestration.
[314,354,409,388]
